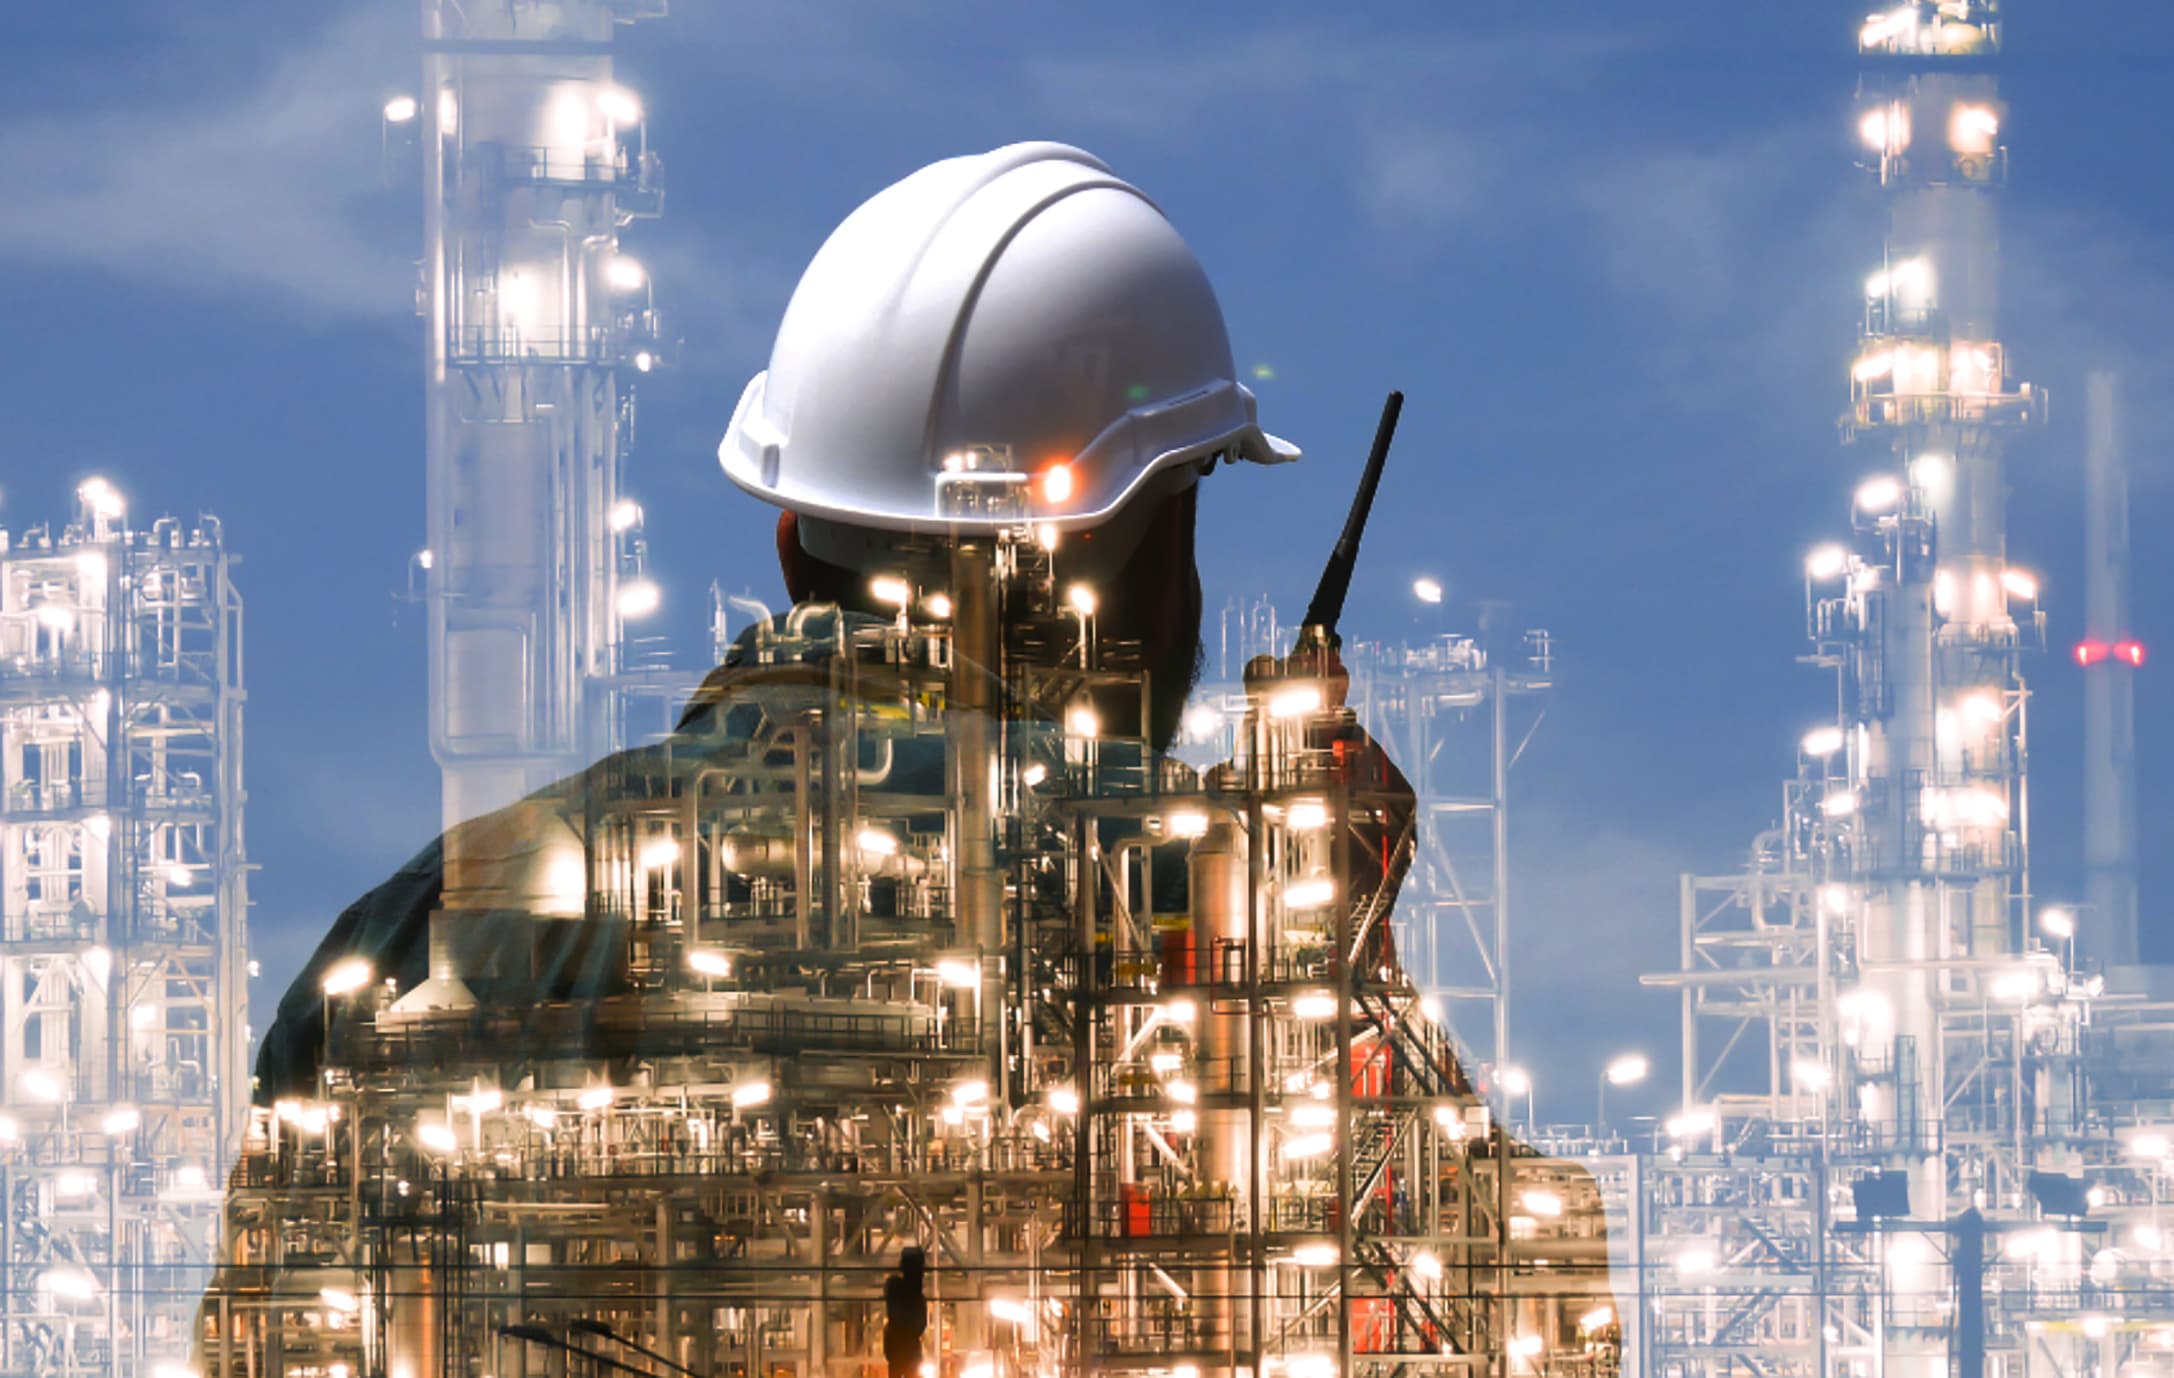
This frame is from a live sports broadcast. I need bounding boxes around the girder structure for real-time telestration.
[202,546,1613,1378]
[1197,601,1555,1090]
[0,482,249,1378]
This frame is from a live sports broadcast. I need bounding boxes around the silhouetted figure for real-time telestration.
[883,1247,929,1378]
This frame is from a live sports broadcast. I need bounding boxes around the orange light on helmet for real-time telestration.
[1037,462,1075,506]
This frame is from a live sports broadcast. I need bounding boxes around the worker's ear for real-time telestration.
[777,512,812,603]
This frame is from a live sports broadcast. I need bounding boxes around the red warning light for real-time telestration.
[2076,639,2147,668]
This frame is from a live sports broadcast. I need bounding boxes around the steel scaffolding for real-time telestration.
[0,480,249,1378]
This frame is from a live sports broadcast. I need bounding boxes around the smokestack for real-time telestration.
[2082,371,2141,973]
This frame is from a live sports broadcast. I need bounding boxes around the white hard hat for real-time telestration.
[719,142,1298,537]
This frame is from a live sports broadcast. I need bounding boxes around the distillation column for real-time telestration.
[1843,6,2042,1372]
[420,0,667,832]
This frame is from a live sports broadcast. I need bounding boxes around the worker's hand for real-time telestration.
[1242,639,1349,714]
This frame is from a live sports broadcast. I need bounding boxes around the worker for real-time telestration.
[201,143,1613,1377]
[883,1248,930,1378]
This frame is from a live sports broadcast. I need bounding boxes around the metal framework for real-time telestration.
[0,481,249,1378]
[1631,5,2174,1375]
[200,543,1611,1378]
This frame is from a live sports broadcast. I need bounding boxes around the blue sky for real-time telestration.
[7,0,2172,1122]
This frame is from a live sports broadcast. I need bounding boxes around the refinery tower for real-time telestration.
[0,484,249,1378]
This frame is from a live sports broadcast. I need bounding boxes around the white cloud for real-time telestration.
[0,5,415,317]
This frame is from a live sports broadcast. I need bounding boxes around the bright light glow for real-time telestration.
[315,954,373,998]
[102,1106,140,1136]
[732,1081,772,1109]
[1666,1108,1718,1139]
[1805,545,1849,581]
[615,580,661,619]
[633,350,656,373]
[275,1099,332,1135]
[1164,810,1211,840]
[988,1297,1034,1332]
[74,550,108,586]
[55,1171,98,1197]
[610,498,642,532]
[937,959,979,989]
[1291,1103,1336,1129]
[1268,684,1323,719]
[924,593,953,619]
[1183,704,1223,738]
[606,257,647,292]
[1412,576,1444,605]
[1508,1335,1544,1361]
[1409,1249,1443,1281]
[1859,104,1910,151]
[951,1079,990,1107]
[523,1104,560,1131]
[1066,583,1098,617]
[1791,1058,1832,1091]
[1498,1066,1532,1097]
[1860,6,1917,48]
[1283,1132,1334,1160]
[1021,762,1049,788]
[1285,877,1336,911]
[869,575,912,607]
[1292,1242,1339,1267]
[1962,692,2003,726]
[152,1363,199,1378]
[2041,907,2076,940]
[597,86,642,124]
[1950,103,2000,154]
[687,948,732,978]
[2001,568,2039,601]
[1676,1247,1718,1277]
[1853,350,1894,383]
[41,1268,98,1302]
[1605,1053,1650,1086]
[2004,1227,2057,1261]
[856,827,899,858]
[1802,726,1845,757]
[1287,1355,1336,1378]
[1038,463,1075,505]
[1066,704,1100,739]
[79,477,125,519]
[1820,790,1858,819]
[1523,1189,1564,1218]
[1579,1305,1617,1333]
[20,1068,64,1103]
[1048,1086,1080,1116]
[2136,1224,2165,1252]
[1855,475,1904,513]
[1821,885,1852,916]
[320,1287,362,1315]
[961,1364,994,1378]
[0,1113,17,1143]
[1286,798,1330,831]
[1034,522,1060,551]
[415,1121,459,1155]
[1162,997,1197,1025]
[1166,1080,1199,1106]
[577,1085,615,1112]
[384,95,419,123]
[2131,1133,2172,1161]
[1293,991,1339,1021]
[2084,1315,2112,1341]
[639,836,679,871]
[35,604,75,632]
[1991,967,2039,1002]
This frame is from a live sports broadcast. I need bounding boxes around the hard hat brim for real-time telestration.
[720,372,1299,536]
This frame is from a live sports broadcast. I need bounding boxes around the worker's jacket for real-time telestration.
[202,605,1618,1376]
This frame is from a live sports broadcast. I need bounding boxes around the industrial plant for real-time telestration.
[5,2,2168,1377]
[0,484,250,1377]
